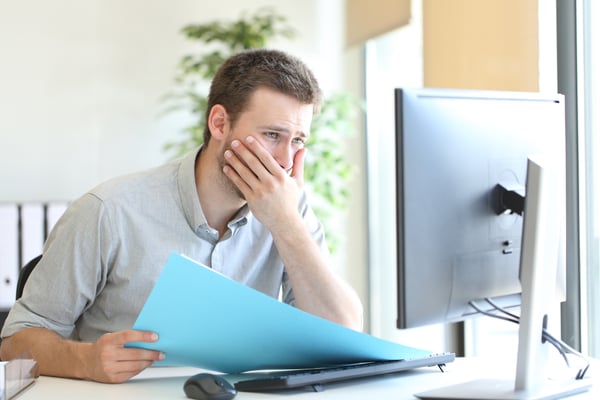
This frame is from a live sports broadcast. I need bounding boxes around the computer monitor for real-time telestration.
[394,88,565,329]
[395,88,591,398]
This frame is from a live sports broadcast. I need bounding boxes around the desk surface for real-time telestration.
[16,357,599,400]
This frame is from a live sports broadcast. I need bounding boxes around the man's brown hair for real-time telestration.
[204,49,323,144]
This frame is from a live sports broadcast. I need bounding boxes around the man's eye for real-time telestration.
[265,131,279,139]
[292,137,306,146]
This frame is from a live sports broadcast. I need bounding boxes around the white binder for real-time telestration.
[0,205,18,309]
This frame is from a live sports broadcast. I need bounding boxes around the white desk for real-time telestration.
[16,357,599,400]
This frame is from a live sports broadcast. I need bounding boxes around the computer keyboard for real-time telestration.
[234,353,455,392]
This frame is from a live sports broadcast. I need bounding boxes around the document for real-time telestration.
[128,253,433,373]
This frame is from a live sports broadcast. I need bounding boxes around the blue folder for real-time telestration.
[127,253,432,373]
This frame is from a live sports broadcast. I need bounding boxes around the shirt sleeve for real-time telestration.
[1,193,112,339]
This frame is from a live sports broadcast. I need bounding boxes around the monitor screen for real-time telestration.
[394,88,565,329]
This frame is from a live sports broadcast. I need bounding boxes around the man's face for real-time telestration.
[226,87,313,172]
[216,87,313,200]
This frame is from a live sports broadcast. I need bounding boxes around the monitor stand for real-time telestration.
[416,158,592,400]
[415,377,591,400]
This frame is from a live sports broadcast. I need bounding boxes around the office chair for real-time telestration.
[16,255,42,300]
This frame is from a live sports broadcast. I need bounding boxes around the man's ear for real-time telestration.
[207,104,229,141]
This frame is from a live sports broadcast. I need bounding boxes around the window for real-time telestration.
[581,0,600,356]
[557,0,598,355]
[364,0,457,352]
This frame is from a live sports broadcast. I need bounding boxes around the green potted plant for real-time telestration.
[163,7,357,254]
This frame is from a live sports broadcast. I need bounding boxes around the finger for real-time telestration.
[97,333,164,363]
[291,148,306,186]
[243,136,285,176]
[107,330,159,345]
[223,150,255,196]
[120,347,165,362]
[225,143,261,183]
[231,137,282,181]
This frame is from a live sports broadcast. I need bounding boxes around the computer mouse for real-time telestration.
[183,373,237,400]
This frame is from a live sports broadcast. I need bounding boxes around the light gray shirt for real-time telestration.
[1,148,328,341]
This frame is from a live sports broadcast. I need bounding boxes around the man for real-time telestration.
[0,49,363,383]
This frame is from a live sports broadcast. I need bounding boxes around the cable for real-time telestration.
[467,300,568,364]
[468,300,519,324]
[483,298,519,321]
[483,297,591,376]
[481,298,570,366]
[468,299,589,380]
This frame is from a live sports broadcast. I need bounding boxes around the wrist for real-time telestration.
[68,340,95,380]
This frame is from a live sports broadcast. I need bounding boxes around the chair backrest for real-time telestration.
[16,255,42,300]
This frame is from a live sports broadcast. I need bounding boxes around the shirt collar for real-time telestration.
[177,147,206,232]
[177,146,250,235]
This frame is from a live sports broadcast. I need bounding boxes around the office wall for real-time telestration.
[423,0,539,91]
[0,0,346,202]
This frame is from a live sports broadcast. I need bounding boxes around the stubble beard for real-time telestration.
[217,149,246,202]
